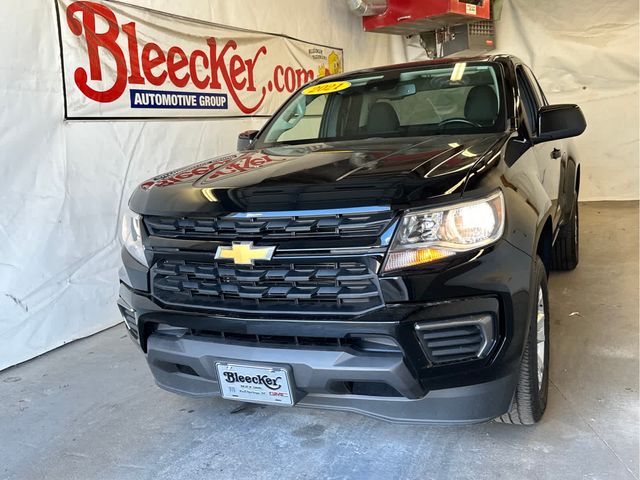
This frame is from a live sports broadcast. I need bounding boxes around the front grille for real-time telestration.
[415,314,496,365]
[151,258,384,315]
[183,329,401,353]
[144,209,394,240]
[191,329,347,348]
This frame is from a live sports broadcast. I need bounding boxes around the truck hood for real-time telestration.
[130,134,507,216]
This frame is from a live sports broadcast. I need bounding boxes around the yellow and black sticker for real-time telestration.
[302,81,351,95]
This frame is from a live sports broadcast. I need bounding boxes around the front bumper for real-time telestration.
[117,238,534,424]
[146,330,518,424]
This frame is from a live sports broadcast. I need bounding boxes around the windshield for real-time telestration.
[256,62,506,147]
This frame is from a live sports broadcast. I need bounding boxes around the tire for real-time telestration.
[495,256,549,425]
[552,197,579,270]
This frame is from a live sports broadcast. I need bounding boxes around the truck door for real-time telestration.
[516,66,565,229]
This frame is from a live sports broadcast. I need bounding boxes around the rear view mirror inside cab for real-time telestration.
[387,83,417,99]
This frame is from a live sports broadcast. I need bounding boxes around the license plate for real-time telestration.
[215,363,294,406]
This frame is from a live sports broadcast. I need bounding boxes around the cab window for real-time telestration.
[523,66,547,108]
[516,67,538,136]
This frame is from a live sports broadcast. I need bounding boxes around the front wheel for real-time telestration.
[495,256,549,425]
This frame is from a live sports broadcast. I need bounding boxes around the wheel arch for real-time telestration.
[559,157,580,226]
[535,216,553,276]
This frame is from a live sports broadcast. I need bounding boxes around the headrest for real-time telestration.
[366,102,400,134]
[464,85,499,125]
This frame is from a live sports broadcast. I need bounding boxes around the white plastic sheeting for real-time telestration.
[496,0,639,201]
[0,0,407,370]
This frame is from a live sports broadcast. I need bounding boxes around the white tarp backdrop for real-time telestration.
[495,0,639,202]
[0,0,638,370]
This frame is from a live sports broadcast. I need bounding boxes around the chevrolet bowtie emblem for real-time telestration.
[214,241,276,265]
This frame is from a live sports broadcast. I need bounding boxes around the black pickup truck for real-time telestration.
[118,55,586,425]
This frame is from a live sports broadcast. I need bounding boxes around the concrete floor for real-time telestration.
[1,201,638,480]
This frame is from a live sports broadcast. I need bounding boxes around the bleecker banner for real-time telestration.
[55,0,344,119]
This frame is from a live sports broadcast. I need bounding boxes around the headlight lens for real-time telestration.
[121,209,147,266]
[384,190,505,272]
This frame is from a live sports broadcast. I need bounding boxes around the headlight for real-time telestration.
[384,190,505,272]
[121,209,147,266]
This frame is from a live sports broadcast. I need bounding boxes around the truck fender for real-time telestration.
[558,157,580,226]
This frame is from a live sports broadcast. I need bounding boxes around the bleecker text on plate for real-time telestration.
[222,371,283,390]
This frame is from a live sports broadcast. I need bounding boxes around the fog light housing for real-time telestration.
[117,302,139,340]
[415,314,496,365]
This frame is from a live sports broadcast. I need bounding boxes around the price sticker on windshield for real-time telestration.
[302,81,351,95]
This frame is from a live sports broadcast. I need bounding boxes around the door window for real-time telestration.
[516,67,538,136]
[523,66,548,107]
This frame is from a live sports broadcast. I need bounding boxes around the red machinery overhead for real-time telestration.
[362,0,491,35]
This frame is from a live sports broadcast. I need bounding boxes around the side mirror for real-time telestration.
[237,130,259,151]
[535,104,586,143]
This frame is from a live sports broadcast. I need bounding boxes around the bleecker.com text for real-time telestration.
[65,1,316,113]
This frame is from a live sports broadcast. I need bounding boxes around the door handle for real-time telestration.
[551,148,562,159]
